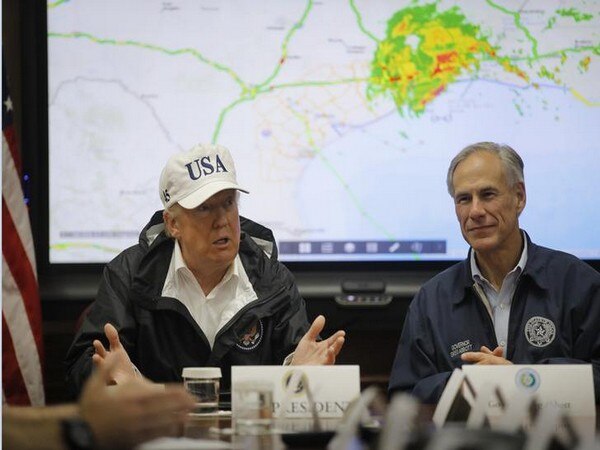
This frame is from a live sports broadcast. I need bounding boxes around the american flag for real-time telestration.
[2,61,45,405]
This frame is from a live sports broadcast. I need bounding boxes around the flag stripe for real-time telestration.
[2,315,32,405]
[2,255,45,405]
[2,133,37,275]
[2,59,45,406]
[3,122,21,172]
[2,200,44,353]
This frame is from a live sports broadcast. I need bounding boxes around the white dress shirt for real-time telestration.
[470,233,528,356]
[161,241,258,348]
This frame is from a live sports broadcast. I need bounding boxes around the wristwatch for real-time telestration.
[61,417,96,450]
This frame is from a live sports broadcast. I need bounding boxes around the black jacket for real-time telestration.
[65,212,310,397]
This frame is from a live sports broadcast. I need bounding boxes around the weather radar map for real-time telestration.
[47,0,600,263]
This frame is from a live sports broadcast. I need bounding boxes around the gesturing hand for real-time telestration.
[92,323,138,385]
[81,352,195,450]
[461,345,512,365]
[291,315,346,365]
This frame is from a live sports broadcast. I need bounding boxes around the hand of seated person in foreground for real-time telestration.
[291,315,345,365]
[92,323,138,385]
[461,345,512,365]
[80,352,195,450]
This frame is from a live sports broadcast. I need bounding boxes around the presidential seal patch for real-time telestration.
[235,319,264,351]
[524,316,556,347]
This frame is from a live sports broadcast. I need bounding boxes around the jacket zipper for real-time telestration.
[471,283,498,347]
[504,277,524,359]
[471,277,525,357]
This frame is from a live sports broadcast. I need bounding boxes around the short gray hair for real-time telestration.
[163,203,182,238]
[446,142,525,197]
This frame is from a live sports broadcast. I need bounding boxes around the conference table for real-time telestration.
[178,405,440,450]
[178,405,600,450]
[183,415,345,450]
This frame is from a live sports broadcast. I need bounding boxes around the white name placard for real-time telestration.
[461,364,596,439]
[231,365,360,418]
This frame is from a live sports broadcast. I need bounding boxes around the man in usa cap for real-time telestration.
[66,143,345,395]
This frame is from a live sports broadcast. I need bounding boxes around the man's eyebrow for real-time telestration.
[453,190,470,197]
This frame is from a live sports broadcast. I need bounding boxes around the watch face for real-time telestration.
[72,422,92,445]
[63,418,95,450]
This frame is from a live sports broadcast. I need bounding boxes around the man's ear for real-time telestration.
[163,210,179,238]
[515,182,526,215]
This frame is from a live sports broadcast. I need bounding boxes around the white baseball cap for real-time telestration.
[159,143,249,209]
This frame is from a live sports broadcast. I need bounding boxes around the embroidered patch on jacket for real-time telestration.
[235,319,264,351]
[524,316,556,347]
[449,339,473,358]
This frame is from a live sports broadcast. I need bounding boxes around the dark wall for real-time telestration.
[41,299,91,403]
[4,0,23,136]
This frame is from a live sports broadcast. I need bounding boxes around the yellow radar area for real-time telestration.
[367,3,528,116]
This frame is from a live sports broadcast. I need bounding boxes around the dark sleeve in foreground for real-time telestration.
[388,289,453,404]
[64,256,137,398]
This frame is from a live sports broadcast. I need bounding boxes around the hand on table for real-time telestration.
[80,352,195,450]
[291,315,345,365]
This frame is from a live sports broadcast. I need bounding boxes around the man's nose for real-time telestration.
[213,204,229,225]
[469,197,485,218]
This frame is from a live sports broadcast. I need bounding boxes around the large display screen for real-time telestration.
[47,1,600,263]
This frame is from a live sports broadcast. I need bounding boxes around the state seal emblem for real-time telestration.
[524,316,556,347]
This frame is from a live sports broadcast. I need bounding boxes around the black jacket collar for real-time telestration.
[129,212,283,309]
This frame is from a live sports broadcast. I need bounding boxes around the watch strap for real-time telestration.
[61,417,96,450]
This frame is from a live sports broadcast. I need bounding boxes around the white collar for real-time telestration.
[162,239,242,298]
